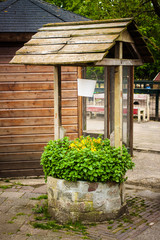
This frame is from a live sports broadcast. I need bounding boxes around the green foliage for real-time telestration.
[31,200,88,235]
[0,185,12,189]
[107,225,112,229]
[16,212,26,216]
[4,179,10,183]
[86,66,104,81]
[32,203,48,215]
[32,220,88,234]
[26,234,32,237]
[30,194,48,200]
[40,136,134,183]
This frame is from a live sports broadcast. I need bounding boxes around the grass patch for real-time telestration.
[26,233,32,237]
[117,223,123,227]
[31,201,88,237]
[16,212,26,216]
[0,185,12,189]
[130,211,139,217]
[31,220,88,235]
[4,179,10,183]
[13,182,25,186]
[122,217,133,224]
[8,221,14,224]
[32,202,51,220]
[34,216,48,221]
[107,226,112,230]
[30,194,48,200]
[108,220,114,224]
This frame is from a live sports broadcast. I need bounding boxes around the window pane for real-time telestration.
[83,67,105,137]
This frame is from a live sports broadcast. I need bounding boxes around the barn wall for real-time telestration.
[0,44,79,177]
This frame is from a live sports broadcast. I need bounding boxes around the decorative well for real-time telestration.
[41,136,134,223]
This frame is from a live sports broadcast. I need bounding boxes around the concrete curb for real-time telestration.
[133,148,160,154]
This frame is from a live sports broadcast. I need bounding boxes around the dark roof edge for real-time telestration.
[127,20,154,63]
[30,0,67,22]
[30,0,89,22]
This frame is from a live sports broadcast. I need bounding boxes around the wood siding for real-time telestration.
[0,44,79,177]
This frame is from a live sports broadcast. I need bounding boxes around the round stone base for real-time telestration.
[47,176,126,223]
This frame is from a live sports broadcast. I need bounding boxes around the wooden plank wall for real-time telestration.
[61,66,79,140]
[0,44,79,177]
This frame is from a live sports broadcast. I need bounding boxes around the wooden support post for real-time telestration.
[129,66,134,156]
[114,42,123,148]
[155,91,159,121]
[107,67,111,139]
[104,67,108,139]
[82,67,87,132]
[78,67,83,137]
[54,65,61,140]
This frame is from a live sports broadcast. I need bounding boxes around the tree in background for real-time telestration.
[46,0,160,80]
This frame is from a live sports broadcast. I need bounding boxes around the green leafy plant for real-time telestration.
[41,136,134,183]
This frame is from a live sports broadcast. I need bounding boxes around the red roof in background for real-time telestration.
[153,72,160,82]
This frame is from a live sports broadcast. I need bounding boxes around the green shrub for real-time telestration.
[40,136,134,183]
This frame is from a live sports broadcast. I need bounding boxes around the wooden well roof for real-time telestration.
[11,18,154,65]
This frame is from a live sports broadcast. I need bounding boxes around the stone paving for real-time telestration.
[0,179,159,240]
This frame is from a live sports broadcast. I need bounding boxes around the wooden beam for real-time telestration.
[117,29,134,43]
[0,33,33,42]
[54,66,61,140]
[114,42,123,148]
[95,58,143,66]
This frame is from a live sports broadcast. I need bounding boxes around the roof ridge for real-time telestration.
[29,0,67,22]
[29,0,89,22]
[0,0,89,33]
[0,0,18,12]
[44,18,133,27]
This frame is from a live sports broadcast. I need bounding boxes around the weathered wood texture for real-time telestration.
[11,19,154,65]
[0,45,79,177]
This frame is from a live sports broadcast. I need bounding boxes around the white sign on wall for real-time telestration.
[77,78,97,97]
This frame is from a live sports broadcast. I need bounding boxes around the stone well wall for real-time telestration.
[47,176,126,223]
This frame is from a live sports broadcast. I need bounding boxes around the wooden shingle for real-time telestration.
[11,18,154,65]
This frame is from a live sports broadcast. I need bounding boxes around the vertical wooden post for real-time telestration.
[155,91,159,121]
[107,67,111,139]
[129,66,134,156]
[82,67,87,132]
[114,42,123,148]
[54,65,61,140]
[104,67,108,139]
[78,67,83,137]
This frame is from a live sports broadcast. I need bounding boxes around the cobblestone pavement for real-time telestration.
[0,179,159,240]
